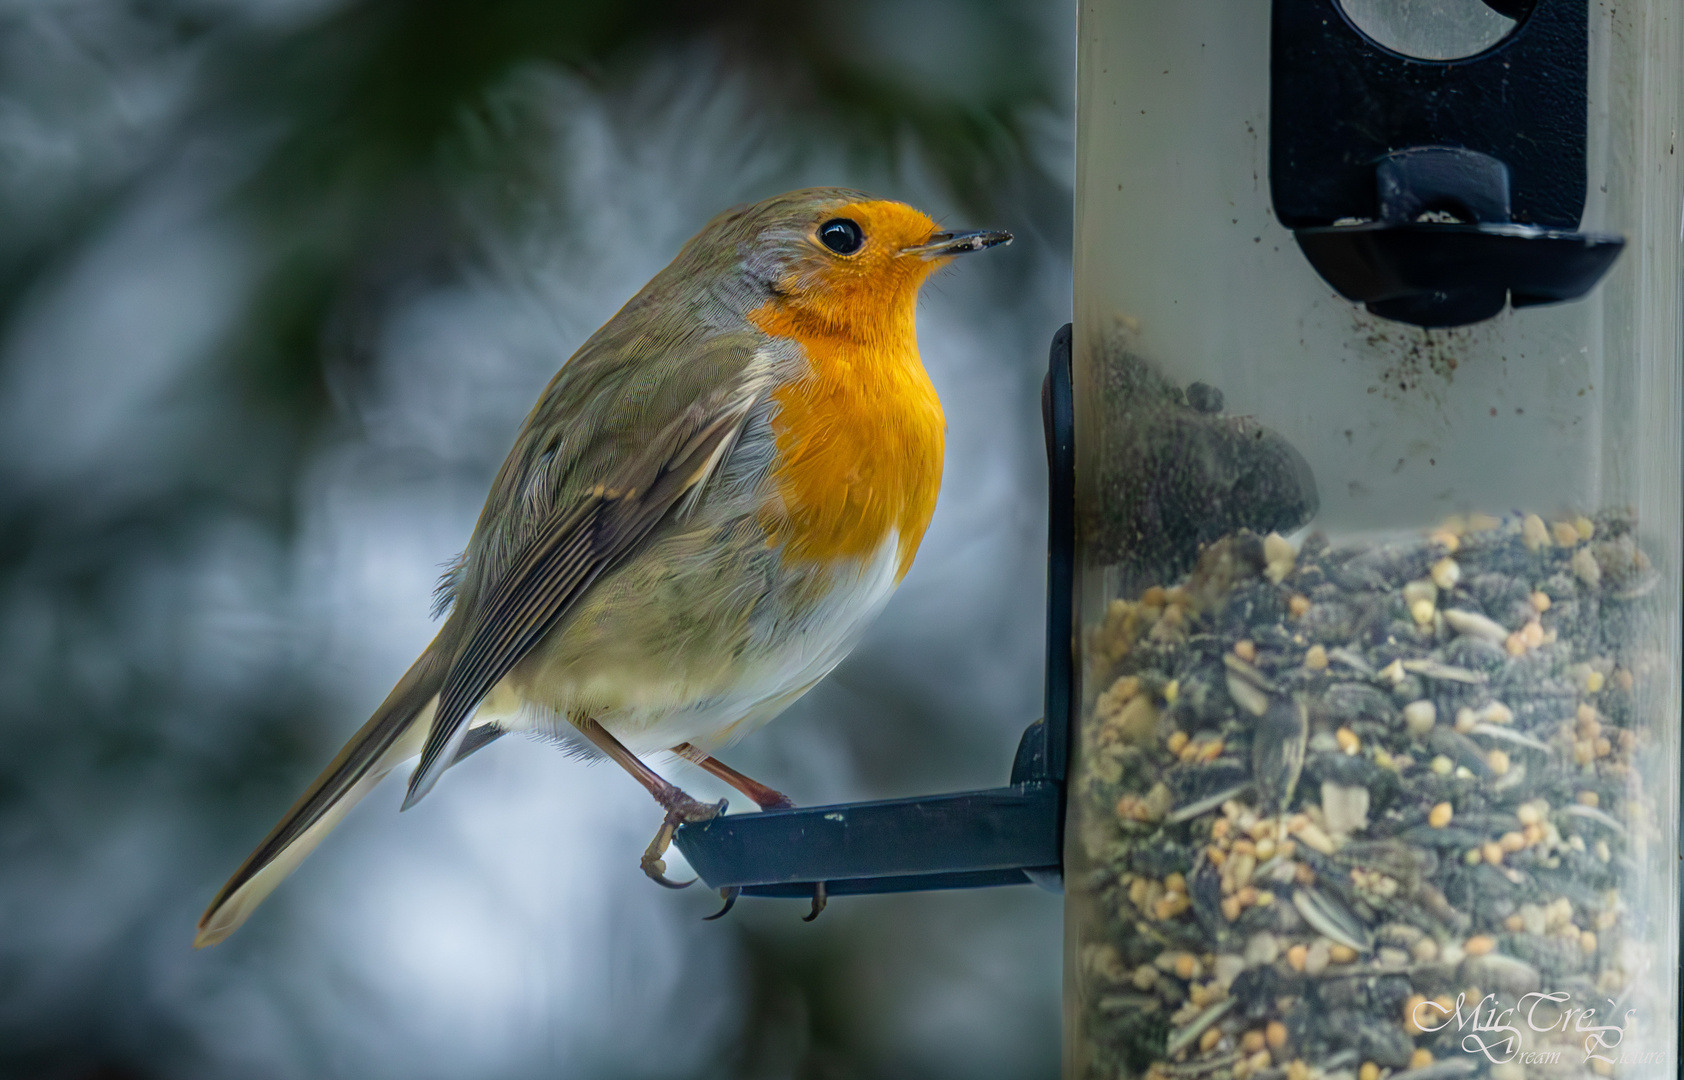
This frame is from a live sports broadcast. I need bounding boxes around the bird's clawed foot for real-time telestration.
[640,794,728,889]
[803,881,828,922]
[704,886,741,921]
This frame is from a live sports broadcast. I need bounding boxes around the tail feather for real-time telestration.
[194,645,448,948]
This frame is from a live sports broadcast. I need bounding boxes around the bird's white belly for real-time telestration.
[477,530,905,756]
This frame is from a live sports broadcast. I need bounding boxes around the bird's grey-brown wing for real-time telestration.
[402,381,766,809]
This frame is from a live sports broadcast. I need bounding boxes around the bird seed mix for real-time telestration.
[1070,513,1667,1080]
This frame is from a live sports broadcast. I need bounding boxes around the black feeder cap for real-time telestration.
[1271,0,1624,328]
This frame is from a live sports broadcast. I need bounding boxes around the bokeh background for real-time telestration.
[0,2,1072,1077]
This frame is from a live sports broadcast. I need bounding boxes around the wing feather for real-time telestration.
[402,399,758,808]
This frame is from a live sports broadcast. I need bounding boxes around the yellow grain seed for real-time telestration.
[1410,598,1436,625]
[1255,838,1277,860]
[1429,802,1453,828]
[1286,1061,1310,1080]
[1162,679,1179,703]
[1206,846,1227,868]
[1174,953,1198,980]
[1410,1049,1434,1069]
[1488,749,1510,775]
[1236,885,1259,907]
[1241,1030,1267,1054]
[1142,586,1167,607]
[1482,842,1505,866]
[1329,944,1358,964]
[1505,632,1527,656]
[1255,890,1275,906]
[1231,838,1256,857]
[1266,1020,1288,1049]
[1211,818,1231,840]
[1595,737,1612,757]
[1286,944,1308,972]
[1551,520,1580,547]
[1521,620,1545,648]
[1359,1061,1380,1080]
[1233,639,1257,662]
[1505,914,1525,932]
[1577,790,1600,807]
[1288,593,1311,617]
[1523,824,1544,846]
[1429,529,1461,552]
[1465,935,1497,956]
[1166,730,1189,755]
[1500,831,1526,853]
[1574,515,1596,541]
[1221,895,1243,922]
[1531,590,1552,612]
[1296,822,1335,856]
[1154,894,1189,921]
[1305,644,1328,670]
[1165,872,1186,893]
[1335,727,1361,755]
[1581,930,1598,954]
[1200,1025,1223,1053]
[1199,738,1226,762]
[1522,513,1550,550]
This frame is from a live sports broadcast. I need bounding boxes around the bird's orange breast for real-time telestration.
[750,296,944,582]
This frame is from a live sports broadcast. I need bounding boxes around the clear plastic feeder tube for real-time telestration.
[1066,4,1682,1079]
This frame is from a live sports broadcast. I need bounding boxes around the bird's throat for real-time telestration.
[750,297,945,581]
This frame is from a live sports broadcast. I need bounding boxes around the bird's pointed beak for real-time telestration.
[901,229,1013,258]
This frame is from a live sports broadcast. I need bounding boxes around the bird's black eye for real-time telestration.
[818,218,864,255]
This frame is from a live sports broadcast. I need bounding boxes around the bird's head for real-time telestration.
[675,188,1011,340]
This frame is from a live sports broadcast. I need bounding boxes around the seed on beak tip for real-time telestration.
[901,229,1013,258]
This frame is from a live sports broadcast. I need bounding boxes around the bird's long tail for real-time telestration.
[194,645,451,948]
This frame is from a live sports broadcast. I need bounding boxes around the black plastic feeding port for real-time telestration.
[671,325,1076,902]
[1271,0,1623,328]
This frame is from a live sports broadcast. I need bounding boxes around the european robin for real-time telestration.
[195,188,1010,945]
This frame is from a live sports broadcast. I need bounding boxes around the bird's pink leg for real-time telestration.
[574,718,725,889]
[671,743,796,810]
